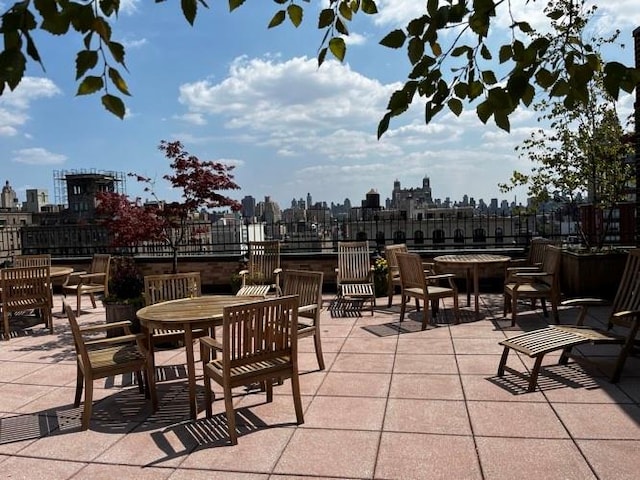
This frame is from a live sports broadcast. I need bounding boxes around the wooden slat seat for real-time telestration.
[235,284,272,297]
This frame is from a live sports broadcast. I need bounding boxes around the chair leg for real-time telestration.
[81,377,93,430]
[497,346,510,376]
[74,364,84,407]
[540,298,548,317]
[203,371,213,418]
[291,371,304,425]
[313,333,325,371]
[223,385,238,445]
[453,294,460,324]
[89,293,97,309]
[3,313,10,341]
[387,282,394,308]
[76,291,82,316]
[399,295,407,322]
[421,297,429,331]
[527,355,545,392]
[135,371,144,394]
[266,380,274,403]
[511,293,518,327]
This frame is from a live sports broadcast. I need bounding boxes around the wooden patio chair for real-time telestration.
[498,248,640,392]
[336,241,376,315]
[1,265,52,340]
[14,254,51,267]
[384,243,408,308]
[503,245,561,326]
[237,240,283,297]
[62,254,111,316]
[64,303,157,430]
[283,269,325,370]
[143,272,209,369]
[396,252,459,329]
[199,295,304,444]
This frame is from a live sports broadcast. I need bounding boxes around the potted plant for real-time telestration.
[373,256,389,298]
[103,256,145,335]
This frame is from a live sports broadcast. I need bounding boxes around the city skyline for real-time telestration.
[0,2,638,209]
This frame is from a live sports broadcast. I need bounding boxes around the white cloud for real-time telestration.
[0,77,60,137]
[122,37,148,49]
[119,0,140,15]
[12,148,67,165]
[343,32,367,46]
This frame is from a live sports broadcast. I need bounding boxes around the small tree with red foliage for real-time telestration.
[96,140,241,273]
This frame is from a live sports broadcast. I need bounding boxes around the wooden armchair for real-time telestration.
[384,243,408,307]
[503,245,561,326]
[199,295,304,444]
[336,241,375,315]
[283,269,325,370]
[396,252,459,329]
[64,303,157,430]
[498,248,640,392]
[62,254,111,316]
[237,241,283,297]
[1,265,52,340]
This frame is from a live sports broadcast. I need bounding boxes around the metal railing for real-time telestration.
[3,208,627,260]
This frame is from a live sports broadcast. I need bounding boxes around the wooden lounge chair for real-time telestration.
[1,265,52,340]
[283,269,325,370]
[396,252,459,329]
[237,241,283,297]
[503,245,562,326]
[199,295,304,444]
[498,248,640,392]
[62,254,111,316]
[336,241,376,315]
[64,303,157,430]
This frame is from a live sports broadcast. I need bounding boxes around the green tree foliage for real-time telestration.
[1,0,638,136]
[499,21,635,250]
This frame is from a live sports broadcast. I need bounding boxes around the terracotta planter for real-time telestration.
[560,250,628,301]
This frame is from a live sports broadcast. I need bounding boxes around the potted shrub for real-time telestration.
[103,256,145,335]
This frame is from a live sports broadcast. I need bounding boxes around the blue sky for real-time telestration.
[0,1,638,210]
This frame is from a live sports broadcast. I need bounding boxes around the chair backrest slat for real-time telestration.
[384,244,408,277]
[223,296,299,371]
[337,241,371,283]
[396,252,428,292]
[14,254,51,267]
[611,249,640,328]
[247,241,281,285]
[283,270,323,322]
[527,237,554,266]
[1,266,50,306]
[144,272,201,305]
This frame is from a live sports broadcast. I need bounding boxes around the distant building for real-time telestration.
[1,181,19,210]
[23,189,49,213]
[241,195,256,219]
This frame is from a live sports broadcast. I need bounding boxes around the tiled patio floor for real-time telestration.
[1,292,639,479]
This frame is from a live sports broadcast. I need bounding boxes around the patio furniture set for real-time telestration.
[2,241,639,446]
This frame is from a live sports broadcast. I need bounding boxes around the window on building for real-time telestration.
[432,229,445,244]
[454,229,465,243]
[473,228,486,242]
[414,230,425,244]
[376,231,385,246]
[356,231,367,241]
[393,230,406,244]
[495,227,504,243]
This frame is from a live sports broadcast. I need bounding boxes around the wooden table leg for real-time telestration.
[183,325,197,420]
[465,267,471,307]
[473,264,480,319]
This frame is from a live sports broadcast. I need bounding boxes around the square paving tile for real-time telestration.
[331,352,395,373]
[467,401,569,438]
[383,399,471,435]
[576,439,640,480]
[389,373,463,400]
[552,403,640,439]
[302,396,386,430]
[317,372,391,397]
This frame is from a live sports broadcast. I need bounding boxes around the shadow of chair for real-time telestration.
[336,241,375,315]
[199,295,304,444]
[64,302,157,430]
[282,269,325,370]
[62,254,111,316]
[143,272,209,371]
[503,245,561,327]
[497,248,640,392]
[384,243,408,308]
[396,252,460,330]
[1,265,52,340]
[237,241,283,297]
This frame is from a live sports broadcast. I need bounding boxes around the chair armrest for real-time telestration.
[514,271,551,279]
[79,272,106,283]
[507,266,541,273]
[63,271,87,286]
[238,269,249,276]
[273,267,283,274]
[561,298,607,308]
[84,333,143,347]
[200,335,223,353]
[80,321,133,334]
[427,273,455,281]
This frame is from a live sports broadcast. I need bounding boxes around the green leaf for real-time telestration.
[24,33,42,65]
[387,89,410,112]
[76,50,98,80]
[329,37,346,61]
[101,93,125,119]
[181,0,197,25]
[99,0,119,16]
[317,47,327,67]
[379,29,406,49]
[427,0,438,16]
[268,10,286,28]
[476,100,493,124]
[535,68,555,88]
[521,84,535,106]
[108,67,130,95]
[228,0,245,11]
[107,41,125,66]
[516,21,532,33]
[0,49,27,90]
[430,41,442,56]
[447,98,463,116]
[407,37,424,65]
[453,82,468,98]
[318,8,334,28]
[498,44,512,63]
[377,112,391,139]
[335,18,348,35]
[287,4,303,27]
[338,1,352,21]
[481,70,497,85]
[77,75,104,95]
[480,44,491,60]
[361,0,378,15]
[494,111,510,132]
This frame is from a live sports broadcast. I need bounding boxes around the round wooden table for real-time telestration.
[51,266,73,280]
[434,254,511,319]
[136,295,263,420]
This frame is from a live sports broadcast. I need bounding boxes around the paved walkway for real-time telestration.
[1,293,639,479]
